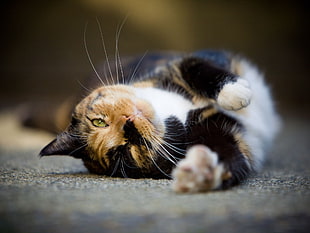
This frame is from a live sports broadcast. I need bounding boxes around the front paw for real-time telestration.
[217,79,252,111]
[172,145,230,193]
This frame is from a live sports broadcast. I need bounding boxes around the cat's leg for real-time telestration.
[217,78,252,111]
[172,143,251,193]
[172,109,253,193]
[172,145,231,192]
[178,57,252,111]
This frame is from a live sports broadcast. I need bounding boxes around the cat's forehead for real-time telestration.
[91,85,134,97]
[77,85,136,112]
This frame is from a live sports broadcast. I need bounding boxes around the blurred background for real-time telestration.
[1,0,309,116]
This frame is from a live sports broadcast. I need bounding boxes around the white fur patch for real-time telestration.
[225,60,281,170]
[134,87,195,123]
[217,79,252,111]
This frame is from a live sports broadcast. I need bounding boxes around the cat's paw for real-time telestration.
[172,145,231,193]
[217,79,252,111]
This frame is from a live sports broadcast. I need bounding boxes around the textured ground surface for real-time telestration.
[0,112,309,233]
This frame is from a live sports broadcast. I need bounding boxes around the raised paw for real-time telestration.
[217,79,252,111]
[172,145,231,193]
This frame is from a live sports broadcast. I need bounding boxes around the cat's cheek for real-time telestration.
[135,99,155,120]
[130,145,152,168]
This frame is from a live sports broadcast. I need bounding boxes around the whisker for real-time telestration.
[157,149,178,166]
[68,132,88,138]
[141,137,152,158]
[122,158,138,169]
[120,158,128,178]
[96,17,113,85]
[114,28,120,83]
[83,21,105,86]
[151,136,184,163]
[150,156,173,179]
[129,50,148,83]
[110,156,121,177]
[161,140,186,154]
[77,80,93,93]
[102,65,111,86]
[141,137,172,178]
[69,135,88,139]
[152,140,178,165]
[115,15,129,84]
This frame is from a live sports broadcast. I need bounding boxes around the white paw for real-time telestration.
[172,145,230,193]
[217,79,252,111]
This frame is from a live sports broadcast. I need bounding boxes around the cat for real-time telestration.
[33,50,279,193]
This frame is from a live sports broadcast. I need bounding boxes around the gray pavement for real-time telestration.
[0,112,309,233]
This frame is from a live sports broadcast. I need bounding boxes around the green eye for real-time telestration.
[91,118,109,128]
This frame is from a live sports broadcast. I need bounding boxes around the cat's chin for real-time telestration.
[131,116,165,145]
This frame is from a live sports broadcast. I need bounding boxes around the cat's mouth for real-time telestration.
[122,107,164,145]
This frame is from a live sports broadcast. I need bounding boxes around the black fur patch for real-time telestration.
[179,57,236,99]
[154,76,193,100]
[163,115,187,158]
[103,116,187,179]
[186,109,250,188]
[105,145,143,178]
[192,50,231,69]
[105,143,172,179]
[123,120,145,146]
[82,157,107,175]
[39,131,87,159]
[39,116,89,159]
[150,116,187,178]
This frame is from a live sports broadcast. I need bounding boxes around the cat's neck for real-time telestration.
[134,87,195,124]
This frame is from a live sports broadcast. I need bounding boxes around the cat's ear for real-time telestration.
[39,131,86,159]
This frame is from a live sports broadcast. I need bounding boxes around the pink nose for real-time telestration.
[121,114,135,122]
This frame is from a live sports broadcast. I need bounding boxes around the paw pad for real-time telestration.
[172,145,226,193]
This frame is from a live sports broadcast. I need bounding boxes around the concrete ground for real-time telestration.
[0,111,309,233]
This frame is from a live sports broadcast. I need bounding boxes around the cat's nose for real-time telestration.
[122,111,141,122]
[118,115,129,125]
[119,115,135,126]
[122,115,132,121]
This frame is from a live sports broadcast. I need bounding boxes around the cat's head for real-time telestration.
[40,84,186,178]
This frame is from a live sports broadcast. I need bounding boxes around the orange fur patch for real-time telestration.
[230,58,244,76]
[133,81,154,88]
[234,133,253,166]
[74,84,163,168]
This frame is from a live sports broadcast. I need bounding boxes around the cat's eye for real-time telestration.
[91,118,109,128]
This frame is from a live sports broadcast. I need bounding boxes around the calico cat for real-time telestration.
[35,50,279,192]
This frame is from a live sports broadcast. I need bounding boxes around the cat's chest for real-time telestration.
[134,87,199,123]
